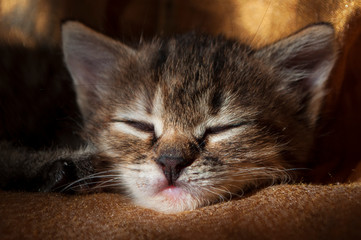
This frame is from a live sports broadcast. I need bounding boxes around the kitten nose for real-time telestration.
[155,155,194,185]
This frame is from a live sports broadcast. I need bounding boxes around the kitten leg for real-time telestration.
[0,141,96,192]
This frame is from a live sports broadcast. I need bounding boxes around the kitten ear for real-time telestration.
[255,23,337,125]
[62,21,135,119]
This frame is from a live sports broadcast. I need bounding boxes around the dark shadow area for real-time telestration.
[0,44,83,149]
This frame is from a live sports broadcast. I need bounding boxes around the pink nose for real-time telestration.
[155,155,194,185]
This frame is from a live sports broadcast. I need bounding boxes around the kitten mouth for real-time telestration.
[159,185,184,198]
[154,182,190,201]
[130,170,200,213]
[132,176,204,213]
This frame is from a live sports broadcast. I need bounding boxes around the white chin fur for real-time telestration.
[119,163,206,213]
[134,189,201,214]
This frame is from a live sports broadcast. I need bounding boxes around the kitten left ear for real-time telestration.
[62,21,136,120]
[255,23,337,125]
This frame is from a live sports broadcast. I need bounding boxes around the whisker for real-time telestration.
[208,185,233,200]
[91,182,124,190]
[94,177,122,188]
[200,186,226,203]
[58,169,121,192]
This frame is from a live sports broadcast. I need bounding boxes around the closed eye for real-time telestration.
[205,122,246,135]
[110,119,154,133]
[196,122,247,147]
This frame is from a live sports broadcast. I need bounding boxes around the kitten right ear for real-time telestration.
[255,23,337,126]
[62,21,135,119]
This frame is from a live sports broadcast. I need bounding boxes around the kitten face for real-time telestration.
[62,22,337,213]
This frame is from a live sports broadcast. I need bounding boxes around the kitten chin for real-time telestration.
[130,171,203,213]
[61,21,337,213]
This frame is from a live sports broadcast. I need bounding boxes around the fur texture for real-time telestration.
[63,22,336,213]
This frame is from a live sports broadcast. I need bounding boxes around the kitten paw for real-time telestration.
[38,159,78,192]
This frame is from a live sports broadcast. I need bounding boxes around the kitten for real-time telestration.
[0,22,337,213]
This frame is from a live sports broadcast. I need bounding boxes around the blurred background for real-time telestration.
[0,0,356,46]
[0,0,360,183]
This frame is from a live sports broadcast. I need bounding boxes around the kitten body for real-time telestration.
[0,22,337,213]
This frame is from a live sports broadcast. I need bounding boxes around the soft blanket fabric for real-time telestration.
[1,184,361,240]
[0,0,361,239]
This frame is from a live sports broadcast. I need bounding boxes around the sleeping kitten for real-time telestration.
[0,22,337,213]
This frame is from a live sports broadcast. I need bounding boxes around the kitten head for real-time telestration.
[62,22,336,213]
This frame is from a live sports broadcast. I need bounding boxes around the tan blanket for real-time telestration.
[0,0,361,239]
[1,183,361,239]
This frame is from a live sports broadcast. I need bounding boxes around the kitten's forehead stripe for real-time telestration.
[153,41,169,72]
[152,87,164,136]
[209,91,223,116]
[144,93,153,115]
